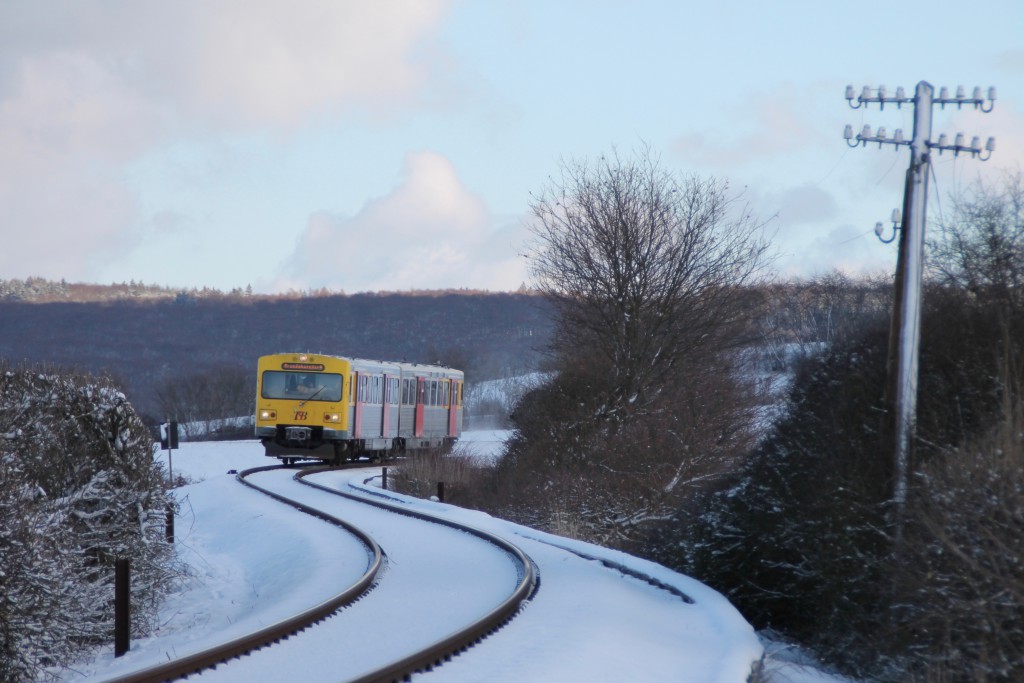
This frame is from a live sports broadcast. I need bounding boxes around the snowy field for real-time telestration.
[55,432,844,682]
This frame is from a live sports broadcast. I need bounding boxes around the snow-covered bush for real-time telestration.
[0,364,180,681]
[897,411,1023,680]
[676,281,1023,680]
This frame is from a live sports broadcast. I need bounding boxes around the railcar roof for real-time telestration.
[262,353,462,377]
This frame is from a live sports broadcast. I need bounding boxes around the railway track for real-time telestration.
[106,462,537,683]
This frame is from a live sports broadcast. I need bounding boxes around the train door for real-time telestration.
[448,379,460,437]
[414,377,425,437]
[381,374,392,437]
[353,372,363,439]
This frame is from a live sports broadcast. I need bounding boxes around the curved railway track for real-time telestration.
[106,462,537,683]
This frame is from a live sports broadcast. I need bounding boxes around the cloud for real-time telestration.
[0,2,451,283]
[167,1,451,128]
[771,184,839,226]
[278,151,529,293]
[774,222,892,279]
[0,51,155,279]
[671,85,830,169]
[1,1,451,129]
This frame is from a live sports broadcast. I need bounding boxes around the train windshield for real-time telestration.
[261,371,343,402]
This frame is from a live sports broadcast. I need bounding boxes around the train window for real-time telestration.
[443,380,450,407]
[261,371,343,402]
[429,381,437,406]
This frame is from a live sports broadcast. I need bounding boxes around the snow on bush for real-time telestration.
[0,365,180,681]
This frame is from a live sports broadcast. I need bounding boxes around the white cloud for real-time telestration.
[278,151,528,292]
[770,184,839,226]
[774,222,893,279]
[0,1,451,282]
[671,85,831,170]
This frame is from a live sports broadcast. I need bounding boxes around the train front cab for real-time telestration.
[256,354,354,463]
[256,354,464,463]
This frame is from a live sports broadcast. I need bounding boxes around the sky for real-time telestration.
[1,0,1022,294]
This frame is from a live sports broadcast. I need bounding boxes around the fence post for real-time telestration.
[381,467,388,491]
[437,481,445,503]
[114,559,130,657]
[165,504,174,543]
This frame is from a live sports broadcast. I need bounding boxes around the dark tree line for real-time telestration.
[0,292,552,420]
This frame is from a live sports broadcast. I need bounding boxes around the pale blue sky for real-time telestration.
[1,0,1021,293]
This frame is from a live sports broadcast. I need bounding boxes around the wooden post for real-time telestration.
[381,467,388,491]
[437,481,445,503]
[165,504,174,543]
[114,559,130,657]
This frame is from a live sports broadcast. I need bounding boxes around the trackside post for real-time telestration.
[160,420,179,485]
[166,503,174,543]
[114,558,130,657]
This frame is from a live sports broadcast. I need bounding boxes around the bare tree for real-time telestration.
[156,366,254,439]
[500,148,772,550]
[528,148,771,415]
[929,169,1024,310]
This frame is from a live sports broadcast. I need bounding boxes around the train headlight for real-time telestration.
[324,412,341,423]
[259,409,277,420]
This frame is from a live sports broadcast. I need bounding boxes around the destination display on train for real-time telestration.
[281,362,325,371]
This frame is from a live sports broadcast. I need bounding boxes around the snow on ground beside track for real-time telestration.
[453,428,511,463]
[58,434,845,683]
[57,449,371,682]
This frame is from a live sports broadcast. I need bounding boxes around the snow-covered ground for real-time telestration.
[56,433,844,683]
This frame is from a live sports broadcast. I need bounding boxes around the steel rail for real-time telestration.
[295,466,539,683]
[104,464,383,683]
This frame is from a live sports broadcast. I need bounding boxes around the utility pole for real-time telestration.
[844,81,995,508]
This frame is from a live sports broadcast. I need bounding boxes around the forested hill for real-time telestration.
[0,288,551,419]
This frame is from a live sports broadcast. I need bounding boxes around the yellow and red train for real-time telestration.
[255,353,464,464]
